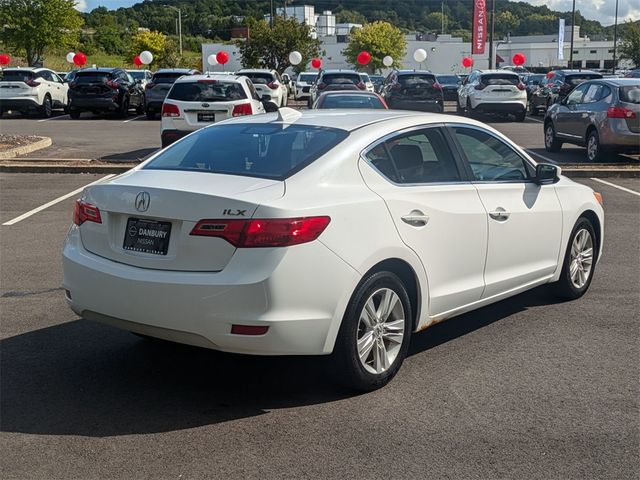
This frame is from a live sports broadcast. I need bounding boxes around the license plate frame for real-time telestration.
[197,112,216,122]
[123,217,172,256]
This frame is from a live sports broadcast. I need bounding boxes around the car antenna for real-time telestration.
[274,107,302,125]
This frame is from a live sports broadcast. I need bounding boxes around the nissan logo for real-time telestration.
[135,191,150,212]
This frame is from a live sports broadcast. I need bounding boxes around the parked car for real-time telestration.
[160,74,269,147]
[0,67,68,117]
[435,74,462,101]
[126,69,153,89]
[524,73,545,100]
[312,91,388,109]
[543,78,640,162]
[457,69,527,121]
[236,69,288,108]
[359,73,375,92]
[293,71,318,101]
[145,68,200,120]
[370,75,385,93]
[529,70,603,115]
[63,110,604,391]
[625,69,640,78]
[381,70,444,113]
[68,68,145,119]
[309,70,365,107]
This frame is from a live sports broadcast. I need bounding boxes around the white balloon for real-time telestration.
[207,54,218,66]
[139,51,153,65]
[289,51,302,65]
[383,55,393,67]
[413,48,427,63]
[66,52,75,64]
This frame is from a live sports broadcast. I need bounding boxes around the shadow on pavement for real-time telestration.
[525,147,639,164]
[1,285,561,437]
[99,148,159,162]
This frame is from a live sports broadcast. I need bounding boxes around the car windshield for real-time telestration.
[322,73,361,85]
[241,73,274,85]
[527,74,544,84]
[436,75,460,84]
[320,94,385,109]
[398,74,436,86]
[128,71,146,80]
[168,80,247,102]
[75,72,113,83]
[0,70,34,82]
[152,73,185,84]
[298,74,317,83]
[480,74,519,86]
[619,85,640,104]
[144,124,349,180]
[566,74,602,86]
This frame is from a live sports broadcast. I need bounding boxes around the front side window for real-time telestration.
[451,127,529,182]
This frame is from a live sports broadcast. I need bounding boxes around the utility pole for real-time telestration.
[441,1,444,35]
[612,0,619,74]
[270,0,274,27]
[569,0,576,69]
[165,5,182,55]
[488,0,495,69]
[283,0,287,20]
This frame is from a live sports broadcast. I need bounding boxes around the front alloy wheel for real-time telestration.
[553,217,597,299]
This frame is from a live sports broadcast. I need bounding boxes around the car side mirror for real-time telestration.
[262,100,279,113]
[535,163,560,185]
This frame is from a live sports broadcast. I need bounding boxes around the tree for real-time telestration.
[342,21,407,74]
[127,30,178,68]
[0,0,83,66]
[496,11,520,36]
[619,21,640,68]
[424,12,445,33]
[236,18,322,74]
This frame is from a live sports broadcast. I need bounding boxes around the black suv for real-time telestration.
[381,70,444,112]
[529,69,602,115]
[68,68,145,119]
[144,68,200,119]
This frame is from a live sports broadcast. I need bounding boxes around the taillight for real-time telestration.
[433,82,443,90]
[474,83,486,90]
[25,79,41,87]
[69,81,77,89]
[232,103,253,117]
[267,81,279,90]
[161,103,180,117]
[145,82,155,90]
[106,79,119,89]
[190,216,331,248]
[517,83,526,91]
[356,81,366,90]
[73,199,102,226]
[317,82,327,90]
[607,106,637,119]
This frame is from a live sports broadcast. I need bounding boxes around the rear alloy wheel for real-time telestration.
[553,218,597,300]
[118,97,130,118]
[515,109,526,122]
[544,122,563,152]
[40,95,52,118]
[586,130,603,162]
[332,271,412,391]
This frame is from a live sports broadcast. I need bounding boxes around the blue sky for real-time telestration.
[75,0,639,26]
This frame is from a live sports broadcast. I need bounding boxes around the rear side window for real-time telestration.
[436,75,460,84]
[480,74,519,86]
[322,73,361,85]
[320,94,385,109]
[76,72,112,83]
[168,81,247,102]
[152,73,184,84]
[241,73,274,85]
[582,84,611,103]
[144,124,349,180]
[566,74,602,86]
[619,85,640,104]
[1,70,34,82]
[398,74,436,86]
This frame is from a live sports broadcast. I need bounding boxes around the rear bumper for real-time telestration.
[160,129,191,147]
[600,128,640,150]
[0,98,40,110]
[471,101,526,113]
[62,226,358,355]
[70,97,119,111]
[145,100,164,112]
[442,89,458,100]
[387,98,443,112]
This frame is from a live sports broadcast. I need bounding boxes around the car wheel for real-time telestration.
[552,217,597,300]
[544,122,562,152]
[118,97,130,118]
[466,99,475,117]
[69,109,81,119]
[515,109,526,122]
[332,271,412,392]
[136,98,145,115]
[456,99,464,115]
[586,130,603,162]
[40,95,52,118]
[146,110,156,120]
[528,102,537,116]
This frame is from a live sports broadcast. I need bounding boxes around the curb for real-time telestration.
[0,137,52,159]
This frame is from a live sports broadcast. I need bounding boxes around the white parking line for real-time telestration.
[2,174,116,226]
[37,114,70,122]
[123,115,145,123]
[524,149,558,165]
[591,178,640,197]
[526,116,544,123]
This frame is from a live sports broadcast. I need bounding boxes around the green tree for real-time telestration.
[127,30,178,68]
[424,12,445,33]
[496,11,520,36]
[342,21,407,74]
[619,21,640,68]
[0,0,83,66]
[236,17,322,74]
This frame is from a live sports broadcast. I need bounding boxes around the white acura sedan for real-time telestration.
[63,109,604,391]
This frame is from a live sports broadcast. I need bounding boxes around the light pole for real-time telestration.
[165,5,183,56]
[612,0,619,74]
[488,0,495,69]
[569,0,576,69]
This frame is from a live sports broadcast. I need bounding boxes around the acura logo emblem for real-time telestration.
[135,191,150,212]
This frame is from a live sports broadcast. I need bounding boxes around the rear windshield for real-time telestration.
[76,72,113,83]
[167,80,247,102]
[398,74,436,86]
[298,74,317,83]
[436,75,460,84]
[320,94,385,109]
[128,71,146,80]
[526,74,544,84]
[480,74,519,86]
[0,70,34,82]
[144,124,349,180]
[322,73,361,85]
[152,73,185,84]
[566,74,602,86]
[241,73,275,85]
[360,73,371,82]
[619,85,640,104]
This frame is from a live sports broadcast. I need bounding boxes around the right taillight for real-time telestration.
[607,106,637,119]
[356,81,366,90]
[474,83,486,90]
[161,103,180,117]
[73,199,102,226]
[190,216,331,248]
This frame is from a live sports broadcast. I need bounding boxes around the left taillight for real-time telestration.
[517,82,526,91]
[433,82,443,90]
[356,81,366,90]
[73,199,102,226]
[25,79,41,87]
[232,103,253,117]
[162,103,180,117]
[190,216,331,248]
[607,106,637,119]
[267,81,279,90]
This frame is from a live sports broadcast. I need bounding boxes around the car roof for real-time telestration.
[395,70,434,75]
[475,69,519,75]
[154,68,197,74]
[552,69,601,75]
[320,69,359,74]
[585,78,640,87]
[174,74,244,83]
[298,71,318,75]
[76,67,121,73]
[236,69,276,74]
[1,67,51,72]
[318,91,380,97]
[126,69,150,72]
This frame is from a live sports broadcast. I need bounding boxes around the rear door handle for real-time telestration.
[489,208,510,221]
[401,210,429,227]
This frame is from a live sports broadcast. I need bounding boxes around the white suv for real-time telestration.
[236,69,288,107]
[457,69,527,121]
[0,67,68,118]
[294,71,318,100]
[160,74,267,147]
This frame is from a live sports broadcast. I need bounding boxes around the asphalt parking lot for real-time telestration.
[1,171,638,479]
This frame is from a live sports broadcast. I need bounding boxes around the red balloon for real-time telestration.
[512,53,526,66]
[216,51,229,65]
[0,53,10,66]
[357,51,371,65]
[133,56,142,66]
[462,57,473,68]
[311,58,322,69]
[546,71,554,79]
[73,52,87,67]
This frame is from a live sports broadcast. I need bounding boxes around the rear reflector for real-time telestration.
[232,103,253,117]
[162,103,180,117]
[73,199,102,226]
[607,106,637,119]
[190,216,331,247]
[231,325,269,335]
[593,192,603,205]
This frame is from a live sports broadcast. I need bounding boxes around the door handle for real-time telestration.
[489,208,510,221]
[401,210,429,227]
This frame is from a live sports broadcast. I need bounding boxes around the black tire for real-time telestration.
[331,271,412,392]
[40,95,52,118]
[515,109,526,122]
[146,110,156,120]
[552,217,597,300]
[528,101,538,116]
[136,98,145,115]
[118,96,130,119]
[69,109,81,119]
[544,122,562,152]
[586,130,603,162]
[456,99,464,115]
[466,99,475,117]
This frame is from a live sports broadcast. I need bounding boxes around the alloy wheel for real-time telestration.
[545,125,554,148]
[569,229,594,289]
[587,134,598,161]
